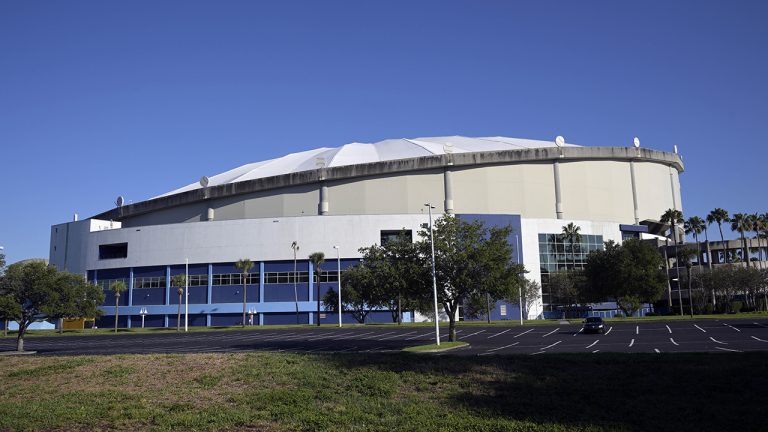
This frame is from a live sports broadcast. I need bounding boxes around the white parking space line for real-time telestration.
[530,351,546,356]
[715,347,742,353]
[487,329,512,339]
[725,324,741,332]
[334,331,375,340]
[514,328,534,338]
[378,331,417,341]
[666,325,672,334]
[307,331,354,341]
[592,350,600,353]
[405,332,433,340]
[709,337,727,345]
[629,338,635,347]
[751,336,768,343]
[753,322,767,328]
[460,330,486,339]
[605,326,613,335]
[694,324,707,333]
[654,348,661,353]
[542,340,562,350]
[542,328,559,338]
[670,338,679,346]
[484,342,520,353]
[586,340,599,349]
[636,326,639,335]
[573,328,583,337]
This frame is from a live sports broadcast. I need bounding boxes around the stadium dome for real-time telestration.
[50,134,684,327]
[159,136,580,197]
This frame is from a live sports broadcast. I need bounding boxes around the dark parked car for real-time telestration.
[582,317,605,334]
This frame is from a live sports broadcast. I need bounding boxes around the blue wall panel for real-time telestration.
[133,266,166,277]
[264,261,300,272]
[102,290,129,307]
[263,312,310,325]
[95,315,128,329]
[170,264,209,276]
[130,314,165,328]
[211,263,244,274]
[132,288,166,306]
[210,313,244,326]
[167,314,207,327]
[169,286,208,305]
[97,268,130,280]
[211,285,259,303]
[264,284,309,302]
[457,214,523,264]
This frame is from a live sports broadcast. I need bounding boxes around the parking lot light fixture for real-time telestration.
[424,203,440,346]
[333,245,342,328]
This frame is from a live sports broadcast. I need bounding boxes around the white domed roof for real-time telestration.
[159,135,578,197]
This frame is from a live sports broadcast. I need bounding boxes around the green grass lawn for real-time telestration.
[0,352,766,431]
[402,341,468,352]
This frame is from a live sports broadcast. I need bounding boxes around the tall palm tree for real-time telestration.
[748,214,764,267]
[730,213,750,268]
[170,274,186,331]
[561,222,582,271]
[707,208,730,264]
[109,280,127,333]
[235,259,254,328]
[760,213,768,268]
[308,252,325,326]
[661,209,684,245]
[661,209,684,316]
[684,216,706,267]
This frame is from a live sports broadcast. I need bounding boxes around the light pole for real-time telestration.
[184,258,189,332]
[1,246,7,336]
[424,203,440,346]
[333,245,342,328]
[291,241,300,325]
[516,235,524,326]
[248,307,256,326]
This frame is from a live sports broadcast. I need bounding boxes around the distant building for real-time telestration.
[49,136,683,327]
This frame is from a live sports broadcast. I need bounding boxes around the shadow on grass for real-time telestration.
[316,351,768,432]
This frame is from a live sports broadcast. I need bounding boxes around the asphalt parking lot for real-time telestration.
[2,318,767,356]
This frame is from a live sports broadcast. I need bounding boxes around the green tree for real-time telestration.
[322,265,375,323]
[235,259,254,328]
[0,261,103,351]
[561,222,582,271]
[548,271,582,318]
[416,216,523,342]
[518,278,542,320]
[379,232,423,323]
[109,280,127,333]
[584,239,667,317]
[308,252,325,326]
[170,274,186,331]
[707,208,730,264]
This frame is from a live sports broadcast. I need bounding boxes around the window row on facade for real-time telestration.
[98,270,344,290]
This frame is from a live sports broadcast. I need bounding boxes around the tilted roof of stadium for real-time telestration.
[159,136,579,197]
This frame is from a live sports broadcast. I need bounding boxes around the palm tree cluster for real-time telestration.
[678,208,768,267]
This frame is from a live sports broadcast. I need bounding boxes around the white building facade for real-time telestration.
[49,136,683,327]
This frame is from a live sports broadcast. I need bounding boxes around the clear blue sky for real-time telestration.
[1,1,766,264]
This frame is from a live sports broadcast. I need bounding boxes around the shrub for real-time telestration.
[645,312,659,317]
[703,304,714,315]
[729,301,743,314]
